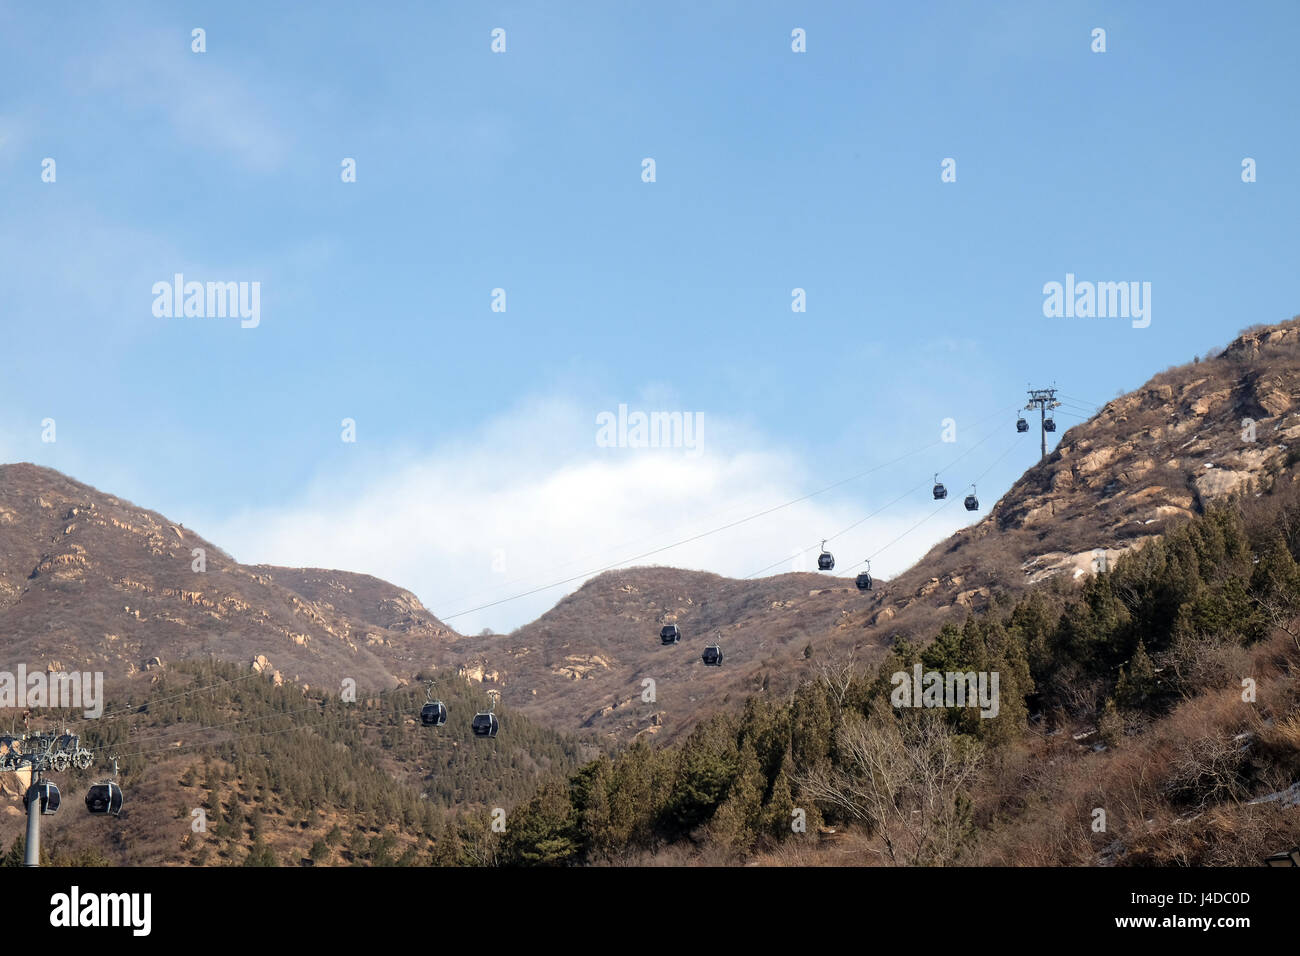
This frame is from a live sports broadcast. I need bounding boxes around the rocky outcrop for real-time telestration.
[552,654,612,681]
[5,317,1300,749]
[457,662,502,684]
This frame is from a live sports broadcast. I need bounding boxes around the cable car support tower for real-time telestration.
[1,730,117,866]
[1025,387,1061,462]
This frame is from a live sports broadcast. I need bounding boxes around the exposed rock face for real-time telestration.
[1194,465,1252,500]
[0,463,460,702]
[478,316,1300,743]
[0,765,30,800]
[457,662,501,684]
[1022,539,1159,585]
[2,316,1299,747]
[1220,321,1300,360]
[552,655,612,680]
[988,320,1300,549]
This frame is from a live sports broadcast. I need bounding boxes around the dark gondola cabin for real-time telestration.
[964,490,979,511]
[1044,417,1056,432]
[1016,417,1029,432]
[471,712,499,738]
[85,782,124,817]
[25,781,60,815]
[420,700,447,727]
[932,474,946,500]
[817,550,835,571]
[855,571,873,591]
[660,624,681,645]
[702,644,723,667]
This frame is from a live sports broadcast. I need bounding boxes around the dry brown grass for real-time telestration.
[963,631,1300,866]
[748,827,882,867]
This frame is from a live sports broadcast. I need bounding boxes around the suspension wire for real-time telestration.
[740,408,1017,579]
[35,406,1023,755]
[840,436,1024,572]
[108,707,353,763]
[864,498,952,565]
[437,403,1022,622]
[37,396,1069,768]
[93,670,267,724]
[96,696,344,753]
[1056,399,1097,414]
[60,668,297,766]
[99,680,431,762]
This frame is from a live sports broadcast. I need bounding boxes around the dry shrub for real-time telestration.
[1255,711,1300,790]
[966,639,1288,865]
[749,827,879,867]
[598,840,741,867]
[1164,733,1252,809]
[798,708,983,866]
[1125,803,1300,866]
[1163,632,1252,699]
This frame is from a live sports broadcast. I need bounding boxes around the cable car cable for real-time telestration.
[740,408,1016,579]
[436,403,1022,622]
[841,436,1023,571]
[92,670,267,724]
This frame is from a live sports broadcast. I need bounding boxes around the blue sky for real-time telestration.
[2,2,1298,631]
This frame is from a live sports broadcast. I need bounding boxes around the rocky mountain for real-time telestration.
[911,318,1300,599]
[0,464,456,697]
[463,317,1300,740]
[459,567,869,740]
[3,316,1300,749]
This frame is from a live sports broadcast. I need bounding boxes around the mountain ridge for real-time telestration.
[2,315,1299,745]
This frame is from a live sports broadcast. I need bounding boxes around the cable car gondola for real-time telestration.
[419,680,447,727]
[1044,417,1056,432]
[471,692,499,738]
[702,643,723,667]
[85,781,124,817]
[964,484,979,512]
[932,474,947,500]
[817,540,835,571]
[24,781,60,815]
[420,700,447,727]
[855,560,873,591]
[471,712,499,738]
[1016,417,1029,433]
[660,624,681,645]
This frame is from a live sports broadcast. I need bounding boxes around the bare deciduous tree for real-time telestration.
[1165,732,1251,810]
[798,706,983,866]
[815,649,858,710]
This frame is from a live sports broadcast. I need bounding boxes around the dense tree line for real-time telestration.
[492,477,1300,865]
[9,478,1299,866]
[7,657,590,865]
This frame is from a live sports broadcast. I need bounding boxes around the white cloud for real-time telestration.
[202,397,977,634]
[79,30,290,172]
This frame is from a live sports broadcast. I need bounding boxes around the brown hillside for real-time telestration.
[0,464,456,697]
[3,316,1300,748]
[468,316,1300,741]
